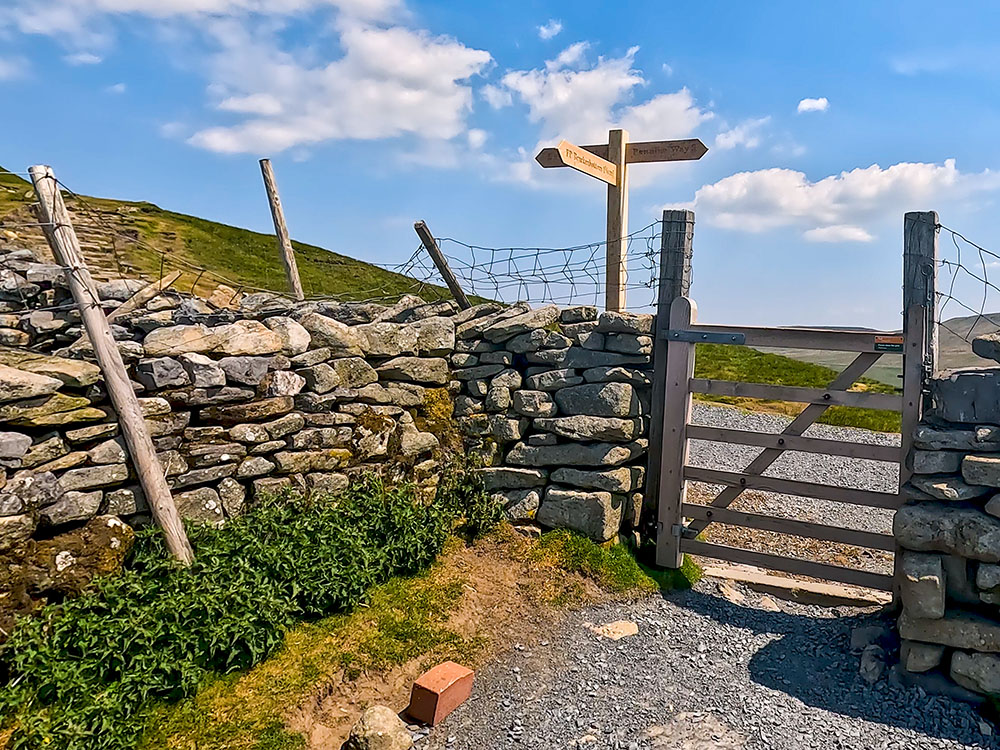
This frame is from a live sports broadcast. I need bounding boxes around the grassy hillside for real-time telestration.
[695,343,901,432]
[0,167,446,301]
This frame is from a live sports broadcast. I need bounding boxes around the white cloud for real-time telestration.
[499,44,710,145]
[64,52,103,65]
[803,225,873,243]
[537,19,562,40]
[0,58,27,80]
[797,97,829,113]
[467,128,487,149]
[686,159,1000,242]
[493,43,712,187]
[714,116,770,150]
[481,84,512,109]
[106,81,127,93]
[189,22,491,153]
[218,92,283,115]
[2,0,401,44]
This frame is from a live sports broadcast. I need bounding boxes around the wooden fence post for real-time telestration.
[259,159,305,301]
[645,210,694,546]
[29,165,195,566]
[900,211,938,487]
[655,296,697,568]
[605,128,629,312]
[413,220,472,310]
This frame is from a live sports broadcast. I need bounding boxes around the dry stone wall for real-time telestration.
[0,243,653,559]
[896,368,1000,698]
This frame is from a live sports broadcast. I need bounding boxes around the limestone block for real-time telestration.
[913,450,964,475]
[533,415,640,442]
[900,640,946,673]
[894,502,1000,562]
[536,487,623,542]
[174,487,225,527]
[551,466,644,493]
[909,474,991,502]
[526,369,583,392]
[264,316,311,356]
[899,551,946,619]
[178,352,226,388]
[898,609,1000,652]
[506,440,646,467]
[376,356,449,385]
[475,467,548,490]
[297,313,363,356]
[554,382,639,418]
[496,489,540,522]
[951,651,1000,694]
[512,390,557,418]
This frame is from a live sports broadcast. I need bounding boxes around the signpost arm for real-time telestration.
[606,129,629,312]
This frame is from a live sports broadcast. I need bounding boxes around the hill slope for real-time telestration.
[0,167,445,302]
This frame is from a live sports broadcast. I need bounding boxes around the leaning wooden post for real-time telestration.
[656,296,697,568]
[645,210,694,545]
[900,211,938,488]
[414,220,471,309]
[259,159,305,301]
[29,165,194,566]
[605,128,629,312]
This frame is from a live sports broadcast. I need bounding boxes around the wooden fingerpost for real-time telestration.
[656,296,698,568]
[29,165,195,566]
[900,211,938,488]
[414,220,471,310]
[645,210,694,546]
[259,159,305,301]
[605,128,629,312]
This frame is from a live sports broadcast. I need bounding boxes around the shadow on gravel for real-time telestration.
[670,589,983,747]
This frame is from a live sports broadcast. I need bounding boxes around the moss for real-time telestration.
[416,388,463,455]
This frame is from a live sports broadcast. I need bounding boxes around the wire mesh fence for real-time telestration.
[395,221,664,309]
[934,221,1000,347]
[1,170,666,311]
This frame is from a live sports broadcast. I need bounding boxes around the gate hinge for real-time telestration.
[663,329,746,345]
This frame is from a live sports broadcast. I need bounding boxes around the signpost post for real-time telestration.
[536,132,707,311]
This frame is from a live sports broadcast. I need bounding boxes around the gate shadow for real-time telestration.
[667,588,986,746]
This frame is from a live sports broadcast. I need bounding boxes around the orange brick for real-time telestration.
[407,661,474,725]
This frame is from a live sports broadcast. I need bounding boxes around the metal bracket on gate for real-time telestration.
[662,329,745,345]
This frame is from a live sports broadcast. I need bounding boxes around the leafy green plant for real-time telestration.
[0,470,498,750]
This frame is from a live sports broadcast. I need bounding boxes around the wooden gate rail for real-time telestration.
[680,504,895,551]
[682,466,903,509]
[679,540,894,591]
[661,323,903,353]
[684,425,900,462]
[689,378,903,411]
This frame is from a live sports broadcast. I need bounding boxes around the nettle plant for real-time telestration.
[0,463,497,750]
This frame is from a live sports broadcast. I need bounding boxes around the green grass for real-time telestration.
[693,342,902,433]
[535,530,700,594]
[0,469,499,750]
[140,555,478,750]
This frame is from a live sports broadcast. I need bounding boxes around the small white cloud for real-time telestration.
[0,57,27,81]
[715,116,770,150]
[482,84,512,109]
[160,121,186,138]
[804,225,873,243]
[662,63,673,76]
[64,52,102,66]
[537,19,562,40]
[797,97,829,113]
[105,82,126,94]
[467,128,487,149]
[218,93,283,116]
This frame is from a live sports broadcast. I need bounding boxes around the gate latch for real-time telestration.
[663,330,746,345]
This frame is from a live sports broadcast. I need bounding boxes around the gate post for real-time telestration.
[646,209,694,564]
[655,297,697,568]
[900,211,938,487]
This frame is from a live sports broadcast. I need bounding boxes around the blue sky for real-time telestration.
[3,0,1000,328]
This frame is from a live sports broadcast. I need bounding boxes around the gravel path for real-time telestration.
[421,581,994,750]
[687,402,901,535]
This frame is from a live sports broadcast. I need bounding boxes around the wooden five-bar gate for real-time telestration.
[647,210,938,591]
